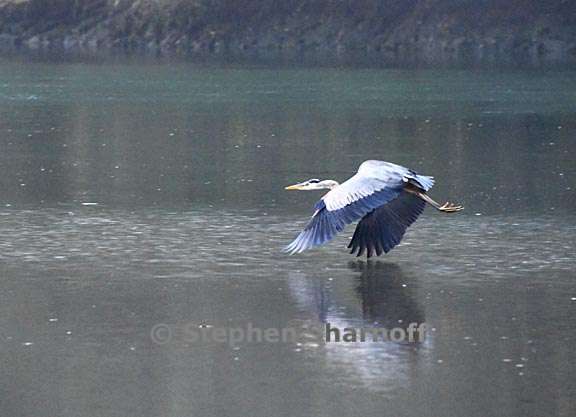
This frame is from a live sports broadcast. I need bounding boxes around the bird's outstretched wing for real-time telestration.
[284,173,404,254]
[347,192,426,257]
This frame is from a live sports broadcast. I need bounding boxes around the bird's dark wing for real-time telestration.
[284,174,404,254]
[348,192,426,257]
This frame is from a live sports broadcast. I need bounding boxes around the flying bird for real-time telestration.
[284,160,462,257]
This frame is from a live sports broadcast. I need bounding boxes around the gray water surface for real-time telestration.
[0,55,575,417]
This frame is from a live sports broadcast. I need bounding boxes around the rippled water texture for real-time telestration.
[0,55,574,417]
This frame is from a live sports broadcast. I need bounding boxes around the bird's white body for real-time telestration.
[322,160,432,211]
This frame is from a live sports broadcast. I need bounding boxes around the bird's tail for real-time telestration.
[414,175,434,191]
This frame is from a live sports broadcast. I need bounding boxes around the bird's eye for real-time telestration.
[308,179,320,184]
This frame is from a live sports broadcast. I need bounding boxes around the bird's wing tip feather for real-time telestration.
[282,241,298,255]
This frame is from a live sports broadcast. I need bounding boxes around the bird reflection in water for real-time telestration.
[349,261,425,332]
[287,261,429,392]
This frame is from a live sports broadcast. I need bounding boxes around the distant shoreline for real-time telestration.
[1,0,575,65]
[2,45,575,71]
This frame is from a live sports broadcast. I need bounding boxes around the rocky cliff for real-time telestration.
[0,0,575,63]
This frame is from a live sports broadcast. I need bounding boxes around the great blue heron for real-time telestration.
[284,160,462,257]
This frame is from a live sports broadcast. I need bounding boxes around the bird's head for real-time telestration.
[285,179,339,191]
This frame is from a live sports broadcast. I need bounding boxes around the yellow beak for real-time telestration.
[285,184,304,190]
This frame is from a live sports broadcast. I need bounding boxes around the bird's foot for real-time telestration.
[438,202,463,213]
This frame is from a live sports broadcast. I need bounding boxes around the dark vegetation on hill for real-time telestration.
[0,0,575,62]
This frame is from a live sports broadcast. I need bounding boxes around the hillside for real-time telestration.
[0,0,575,63]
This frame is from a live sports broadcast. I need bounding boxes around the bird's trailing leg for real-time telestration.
[418,193,463,212]
[407,189,463,212]
[435,200,464,213]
